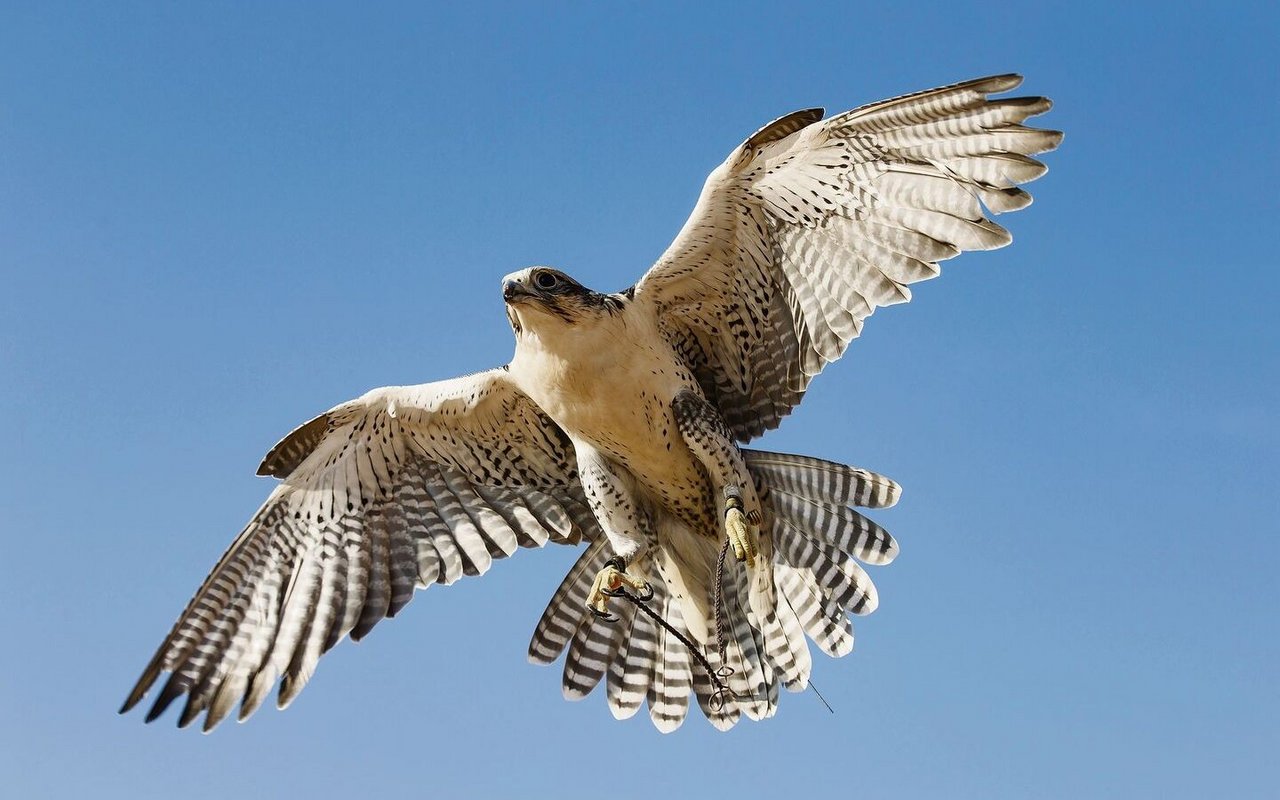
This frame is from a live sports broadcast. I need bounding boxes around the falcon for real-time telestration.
[121,74,1060,732]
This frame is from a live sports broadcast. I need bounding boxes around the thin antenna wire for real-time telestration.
[808,678,835,714]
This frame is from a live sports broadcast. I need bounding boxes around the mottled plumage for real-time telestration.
[122,74,1058,732]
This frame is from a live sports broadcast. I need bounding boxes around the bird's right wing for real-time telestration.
[121,368,598,731]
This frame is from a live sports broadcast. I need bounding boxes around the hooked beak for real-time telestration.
[503,280,536,303]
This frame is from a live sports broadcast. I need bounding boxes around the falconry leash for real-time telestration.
[602,538,752,712]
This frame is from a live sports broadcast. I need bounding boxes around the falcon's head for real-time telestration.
[501,267,626,337]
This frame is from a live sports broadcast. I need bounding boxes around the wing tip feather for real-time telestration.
[257,412,331,478]
[142,675,185,724]
[975,72,1024,93]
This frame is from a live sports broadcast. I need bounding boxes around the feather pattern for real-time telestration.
[528,451,900,730]
[527,539,611,665]
[611,602,658,717]
[606,603,648,719]
[562,612,626,701]
[771,489,898,566]
[122,369,595,730]
[636,74,1060,441]
[743,449,902,509]
[645,588,693,731]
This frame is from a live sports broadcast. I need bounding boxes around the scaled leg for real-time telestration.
[575,443,655,618]
[671,390,762,564]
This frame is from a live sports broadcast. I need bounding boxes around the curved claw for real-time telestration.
[589,605,619,623]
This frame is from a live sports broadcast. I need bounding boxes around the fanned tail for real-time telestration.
[527,448,899,731]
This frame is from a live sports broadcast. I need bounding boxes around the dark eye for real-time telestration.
[534,271,559,290]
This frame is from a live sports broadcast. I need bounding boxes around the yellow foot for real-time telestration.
[586,558,651,621]
[725,496,758,566]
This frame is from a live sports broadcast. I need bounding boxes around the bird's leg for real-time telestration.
[671,390,763,566]
[723,486,759,565]
[574,443,655,620]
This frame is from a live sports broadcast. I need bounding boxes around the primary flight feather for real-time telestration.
[121,74,1059,732]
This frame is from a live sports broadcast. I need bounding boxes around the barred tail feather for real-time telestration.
[743,449,902,511]
[645,590,693,732]
[526,450,898,731]
[606,606,648,720]
[527,539,612,665]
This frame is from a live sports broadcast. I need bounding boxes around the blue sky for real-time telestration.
[2,2,1276,798]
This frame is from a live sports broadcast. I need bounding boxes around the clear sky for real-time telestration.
[2,2,1276,798]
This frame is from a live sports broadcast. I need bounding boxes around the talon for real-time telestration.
[589,605,618,623]
[585,558,651,619]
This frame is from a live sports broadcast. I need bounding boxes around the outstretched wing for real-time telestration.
[121,368,598,731]
[634,74,1061,441]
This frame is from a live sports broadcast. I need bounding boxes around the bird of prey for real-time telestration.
[121,74,1059,732]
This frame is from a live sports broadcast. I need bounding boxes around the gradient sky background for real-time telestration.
[2,2,1276,798]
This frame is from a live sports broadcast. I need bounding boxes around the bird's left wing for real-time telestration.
[121,368,597,731]
[633,74,1061,441]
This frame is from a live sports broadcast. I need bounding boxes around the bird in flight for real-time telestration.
[121,74,1059,732]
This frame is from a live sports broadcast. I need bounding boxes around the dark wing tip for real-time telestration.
[119,655,165,715]
[257,412,331,478]
[972,73,1023,92]
[142,675,186,723]
[177,693,206,729]
[744,107,826,150]
[119,688,141,715]
[1003,95,1053,113]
